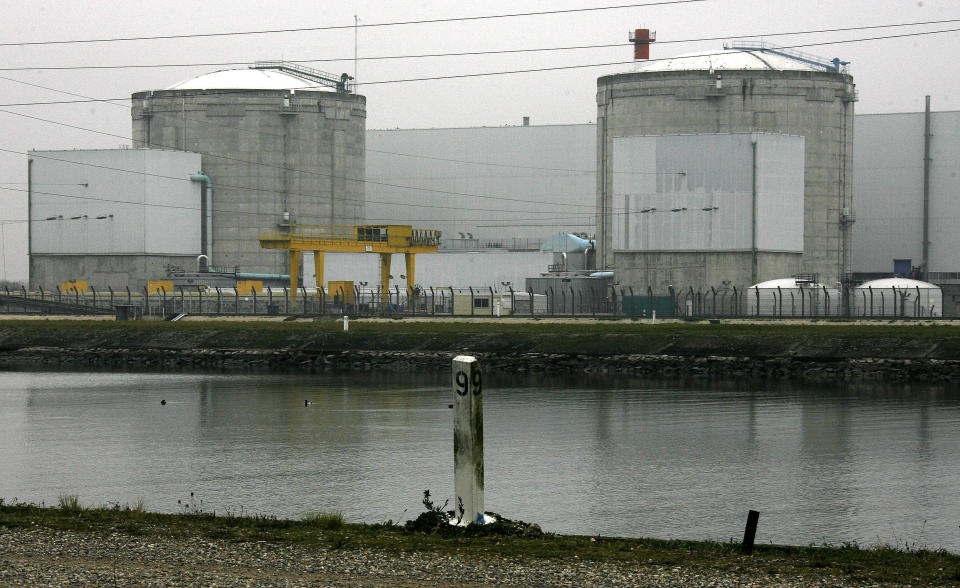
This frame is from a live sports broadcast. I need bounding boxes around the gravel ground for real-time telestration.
[0,526,904,587]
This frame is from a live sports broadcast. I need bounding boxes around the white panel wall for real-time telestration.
[756,134,805,252]
[612,133,803,253]
[30,149,201,255]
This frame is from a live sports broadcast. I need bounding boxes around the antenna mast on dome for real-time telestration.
[250,61,354,93]
[723,41,849,73]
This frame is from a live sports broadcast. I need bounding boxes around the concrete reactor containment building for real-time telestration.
[131,62,366,276]
[596,37,856,291]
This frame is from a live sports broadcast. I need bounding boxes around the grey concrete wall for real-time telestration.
[366,125,595,241]
[131,88,366,276]
[612,250,802,292]
[30,254,200,291]
[853,110,960,275]
[597,69,855,287]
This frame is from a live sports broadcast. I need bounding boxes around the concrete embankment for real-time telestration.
[1,318,959,381]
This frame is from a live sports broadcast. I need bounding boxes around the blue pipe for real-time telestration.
[237,272,290,281]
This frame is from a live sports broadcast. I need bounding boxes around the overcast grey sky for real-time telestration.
[2,0,958,281]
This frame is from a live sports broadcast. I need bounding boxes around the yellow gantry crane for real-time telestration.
[258,224,441,308]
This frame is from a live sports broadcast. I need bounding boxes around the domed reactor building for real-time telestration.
[131,62,366,276]
[597,35,856,291]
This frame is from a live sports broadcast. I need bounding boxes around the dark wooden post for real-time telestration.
[742,510,760,554]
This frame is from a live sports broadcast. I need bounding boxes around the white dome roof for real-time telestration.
[633,49,824,73]
[165,68,332,91]
[856,277,940,289]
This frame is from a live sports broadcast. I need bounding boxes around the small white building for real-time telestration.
[851,277,942,317]
[747,277,841,317]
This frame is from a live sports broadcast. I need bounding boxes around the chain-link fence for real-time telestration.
[0,282,945,319]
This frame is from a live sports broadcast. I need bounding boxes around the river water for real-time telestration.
[1,370,958,552]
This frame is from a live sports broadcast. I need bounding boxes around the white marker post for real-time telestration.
[453,355,487,525]
[343,315,349,331]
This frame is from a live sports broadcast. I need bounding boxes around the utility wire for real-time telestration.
[0,180,574,218]
[358,27,960,86]
[2,25,958,104]
[0,21,954,221]
[0,1,707,47]
[0,74,611,178]
[0,74,665,177]
[0,111,595,210]
[3,17,958,72]
[1,146,592,216]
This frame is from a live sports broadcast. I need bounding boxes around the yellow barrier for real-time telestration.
[328,280,355,303]
[60,280,88,294]
[147,280,174,294]
[236,280,263,295]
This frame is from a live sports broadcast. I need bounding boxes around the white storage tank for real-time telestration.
[852,277,942,317]
[747,277,841,317]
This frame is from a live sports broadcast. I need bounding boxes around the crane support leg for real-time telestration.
[313,250,324,294]
[289,250,301,299]
[405,253,416,299]
[380,252,391,311]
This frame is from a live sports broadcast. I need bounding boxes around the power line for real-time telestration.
[0,75,657,178]
[0,1,707,47]
[2,25,958,104]
[0,72,612,178]
[1,147,590,217]
[359,27,960,86]
[3,17,959,72]
[0,111,595,210]
[0,180,566,219]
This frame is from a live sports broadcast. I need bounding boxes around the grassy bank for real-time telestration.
[1,499,957,586]
[2,318,960,359]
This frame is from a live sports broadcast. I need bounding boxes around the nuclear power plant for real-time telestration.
[21,36,960,316]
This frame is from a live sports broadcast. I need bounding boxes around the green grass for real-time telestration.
[1,500,958,585]
[302,510,346,530]
[57,493,81,512]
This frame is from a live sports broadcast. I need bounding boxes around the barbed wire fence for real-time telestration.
[0,282,943,319]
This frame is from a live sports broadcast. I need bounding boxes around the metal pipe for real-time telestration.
[922,95,932,281]
[751,133,759,285]
[236,272,290,281]
[27,158,32,287]
[190,173,213,262]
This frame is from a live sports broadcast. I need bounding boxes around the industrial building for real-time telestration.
[131,62,366,277]
[596,40,857,291]
[24,52,960,315]
[852,109,960,314]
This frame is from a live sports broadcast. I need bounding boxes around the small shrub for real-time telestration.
[57,493,81,512]
[304,511,346,530]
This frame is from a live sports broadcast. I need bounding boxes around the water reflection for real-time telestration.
[1,370,958,551]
